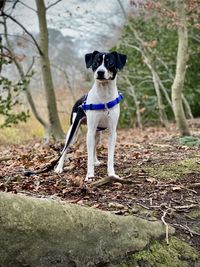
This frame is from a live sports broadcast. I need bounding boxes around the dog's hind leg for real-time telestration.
[55,108,85,174]
[54,125,73,173]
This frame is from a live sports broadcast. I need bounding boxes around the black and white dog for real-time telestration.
[55,51,127,181]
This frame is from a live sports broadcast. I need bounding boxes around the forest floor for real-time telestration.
[0,122,200,252]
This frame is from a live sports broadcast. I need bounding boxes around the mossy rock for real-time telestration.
[144,158,200,180]
[109,237,200,267]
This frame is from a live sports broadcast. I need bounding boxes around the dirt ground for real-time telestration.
[0,123,200,252]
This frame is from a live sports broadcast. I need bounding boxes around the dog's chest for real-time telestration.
[84,81,120,128]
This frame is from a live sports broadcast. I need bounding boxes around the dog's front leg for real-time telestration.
[85,129,96,181]
[107,130,119,178]
[85,112,99,181]
[94,131,101,166]
[107,108,120,178]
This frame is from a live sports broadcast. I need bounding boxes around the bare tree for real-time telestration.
[131,0,192,135]
[35,0,64,139]
[171,0,190,136]
[117,0,169,127]
[1,0,65,140]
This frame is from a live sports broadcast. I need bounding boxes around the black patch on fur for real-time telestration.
[110,51,127,70]
[85,50,100,68]
[85,51,127,80]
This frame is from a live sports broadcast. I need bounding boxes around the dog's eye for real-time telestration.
[108,62,114,68]
[93,62,99,68]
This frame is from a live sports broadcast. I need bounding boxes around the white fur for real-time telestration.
[85,77,120,181]
[55,56,121,181]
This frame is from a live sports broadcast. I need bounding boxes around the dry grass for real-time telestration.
[0,113,71,145]
[0,116,43,144]
[0,88,87,145]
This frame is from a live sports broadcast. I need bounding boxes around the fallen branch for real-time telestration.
[0,156,13,162]
[174,204,199,211]
[89,175,133,187]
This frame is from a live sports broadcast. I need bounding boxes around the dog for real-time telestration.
[55,51,127,181]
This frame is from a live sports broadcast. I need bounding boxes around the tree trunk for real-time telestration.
[182,94,193,119]
[0,192,174,267]
[171,0,190,136]
[35,0,64,140]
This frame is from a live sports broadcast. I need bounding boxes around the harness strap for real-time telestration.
[82,93,124,111]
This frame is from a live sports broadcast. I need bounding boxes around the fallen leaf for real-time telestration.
[172,186,182,191]
[146,177,157,183]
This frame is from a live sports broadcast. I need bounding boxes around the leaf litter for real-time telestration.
[0,124,200,250]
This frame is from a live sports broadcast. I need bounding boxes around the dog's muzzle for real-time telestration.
[97,70,105,80]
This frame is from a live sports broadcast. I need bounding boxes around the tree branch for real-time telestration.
[46,0,63,10]
[1,11,43,56]
[3,16,50,140]
[12,0,20,10]
[18,1,36,12]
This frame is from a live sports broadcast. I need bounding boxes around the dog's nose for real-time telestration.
[97,70,105,79]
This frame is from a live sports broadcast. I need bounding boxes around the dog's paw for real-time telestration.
[54,166,63,174]
[94,160,101,167]
[85,175,95,182]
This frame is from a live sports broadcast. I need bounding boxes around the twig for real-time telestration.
[46,0,62,10]
[136,202,150,210]
[161,209,169,245]
[173,223,200,237]
[1,11,43,55]
[18,1,36,12]
[180,186,197,194]
[174,204,199,211]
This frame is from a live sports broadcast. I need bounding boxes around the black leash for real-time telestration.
[23,107,86,176]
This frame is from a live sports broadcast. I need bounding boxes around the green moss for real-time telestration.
[144,158,200,180]
[179,136,200,147]
[188,209,200,234]
[109,237,200,267]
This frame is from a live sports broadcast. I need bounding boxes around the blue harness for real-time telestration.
[81,93,124,111]
[81,93,124,131]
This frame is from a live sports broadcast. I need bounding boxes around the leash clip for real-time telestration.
[104,103,110,116]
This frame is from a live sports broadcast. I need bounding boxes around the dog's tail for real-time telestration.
[23,107,86,176]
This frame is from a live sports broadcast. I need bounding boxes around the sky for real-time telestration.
[2,0,129,55]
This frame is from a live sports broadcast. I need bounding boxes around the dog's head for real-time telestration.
[85,51,127,81]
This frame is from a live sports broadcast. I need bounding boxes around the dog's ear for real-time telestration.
[111,51,127,70]
[85,50,99,68]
